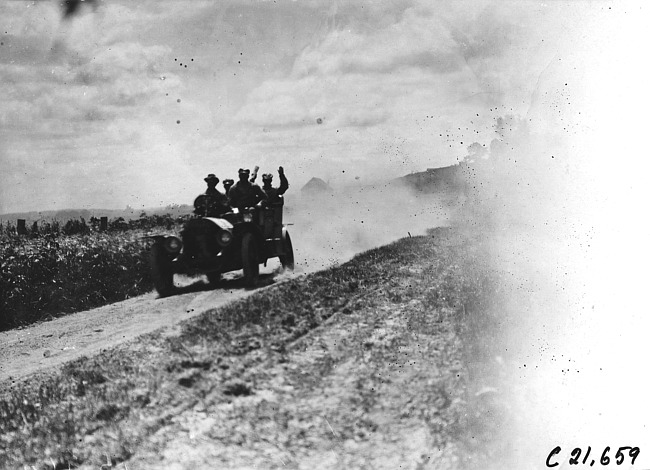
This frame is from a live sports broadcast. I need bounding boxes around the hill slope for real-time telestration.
[0,227,508,470]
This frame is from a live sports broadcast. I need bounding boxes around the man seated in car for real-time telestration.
[222,178,235,196]
[194,173,230,217]
[228,168,268,210]
[261,166,289,206]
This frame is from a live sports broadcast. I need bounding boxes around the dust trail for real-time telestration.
[453,109,650,469]
[283,181,455,274]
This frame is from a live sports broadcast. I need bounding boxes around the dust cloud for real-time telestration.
[283,182,454,274]
[453,111,650,469]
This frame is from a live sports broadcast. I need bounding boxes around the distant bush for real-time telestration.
[62,217,91,236]
[0,214,190,242]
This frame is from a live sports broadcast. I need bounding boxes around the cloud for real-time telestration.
[292,6,460,78]
[1,0,607,213]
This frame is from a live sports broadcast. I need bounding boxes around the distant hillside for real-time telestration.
[1,166,463,224]
[301,177,333,195]
[395,164,465,194]
[0,205,194,225]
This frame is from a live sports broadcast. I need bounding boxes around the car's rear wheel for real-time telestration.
[241,232,259,287]
[279,231,295,271]
[151,243,174,297]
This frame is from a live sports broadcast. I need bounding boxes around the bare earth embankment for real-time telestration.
[1,227,508,470]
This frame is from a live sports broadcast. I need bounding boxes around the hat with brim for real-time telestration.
[238,168,250,175]
[204,173,219,183]
[262,173,273,181]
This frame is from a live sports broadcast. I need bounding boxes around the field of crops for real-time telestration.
[0,215,187,331]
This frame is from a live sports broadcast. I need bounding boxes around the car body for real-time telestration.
[148,198,294,296]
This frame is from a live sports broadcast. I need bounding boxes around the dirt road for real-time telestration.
[0,261,295,383]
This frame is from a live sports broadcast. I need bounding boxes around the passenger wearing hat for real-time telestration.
[194,173,230,217]
[228,168,268,210]
[222,179,235,195]
[204,174,221,195]
[261,166,289,206]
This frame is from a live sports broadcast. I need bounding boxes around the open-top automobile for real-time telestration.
[148,195,294,296]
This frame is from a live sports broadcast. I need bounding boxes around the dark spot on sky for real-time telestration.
[176,120,181,124]
[316,118,323,124]
[61,0,97,19]
[177,99,181,103]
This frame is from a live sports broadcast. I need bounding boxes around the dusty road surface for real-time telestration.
[0,261,295,383]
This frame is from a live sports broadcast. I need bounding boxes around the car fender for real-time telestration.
[202,217,234,231]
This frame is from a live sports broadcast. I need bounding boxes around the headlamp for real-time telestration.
[164,236,182,253]
[218,231,233,246]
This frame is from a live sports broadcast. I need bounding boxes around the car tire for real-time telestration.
[151,243,174,297]
[279,231,295,271]
[241,232,259,287]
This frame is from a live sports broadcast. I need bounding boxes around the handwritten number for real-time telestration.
[600,446,611,465]
[616,447,630,465]
[546,446,561,468]
[546,445,639,467]
[569,448,581,465]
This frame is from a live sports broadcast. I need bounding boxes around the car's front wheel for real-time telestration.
[241,232,259,287]
[150,243,174,297]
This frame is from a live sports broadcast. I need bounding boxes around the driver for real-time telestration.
[228,168,267,210]
[194,173,230,217]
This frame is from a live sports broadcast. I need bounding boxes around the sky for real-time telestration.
[0,0,636,213]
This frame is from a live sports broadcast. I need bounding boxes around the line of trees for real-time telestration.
[0,213,190,239]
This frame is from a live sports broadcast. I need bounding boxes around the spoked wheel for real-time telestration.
[241,232,259,287]
[279,230,295,271]
[150,243,174,297]
[206,271,221,287]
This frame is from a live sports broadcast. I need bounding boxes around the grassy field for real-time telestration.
[0,226,511,469]
[0,214,190,331]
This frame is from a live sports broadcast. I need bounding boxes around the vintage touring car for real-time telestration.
[148,195,294,296]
